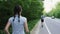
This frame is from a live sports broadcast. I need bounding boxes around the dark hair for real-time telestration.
[13,5,22,22]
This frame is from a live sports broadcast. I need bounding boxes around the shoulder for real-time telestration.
[8,16,14,23]
[23,17,27,19]
[21,16,27,21]
[9,16,14,21]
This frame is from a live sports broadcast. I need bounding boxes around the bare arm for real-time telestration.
[4,21,11,34]
[24,20,29,33]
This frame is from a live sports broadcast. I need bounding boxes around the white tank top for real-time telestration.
[8,15,27,34]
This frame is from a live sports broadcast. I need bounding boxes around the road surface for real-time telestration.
[39,17,60,34]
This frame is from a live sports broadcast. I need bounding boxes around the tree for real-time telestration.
[47,2,60,18]
[0,0,43,29]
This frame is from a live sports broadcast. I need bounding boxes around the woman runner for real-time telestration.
[4,5,29,34]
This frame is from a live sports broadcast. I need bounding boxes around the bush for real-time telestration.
[0,0,43,29]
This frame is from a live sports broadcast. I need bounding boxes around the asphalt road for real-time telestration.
[39,17,60,34]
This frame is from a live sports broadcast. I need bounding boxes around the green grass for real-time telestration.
[0,19,40,34]
[28,19,40,31]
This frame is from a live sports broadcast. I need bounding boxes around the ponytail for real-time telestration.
[13,5,22,22]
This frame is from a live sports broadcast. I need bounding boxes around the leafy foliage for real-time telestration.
[0,0,43,29]
[47,2,60,18]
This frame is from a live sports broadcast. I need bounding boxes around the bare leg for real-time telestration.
[41,19,44,28]
[41,22,43,28]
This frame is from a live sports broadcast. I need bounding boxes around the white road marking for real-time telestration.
[44,22,52,34]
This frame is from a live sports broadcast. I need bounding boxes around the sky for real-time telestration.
[43,0,60,13]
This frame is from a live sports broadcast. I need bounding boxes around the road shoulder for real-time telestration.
[30,20,41,34]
